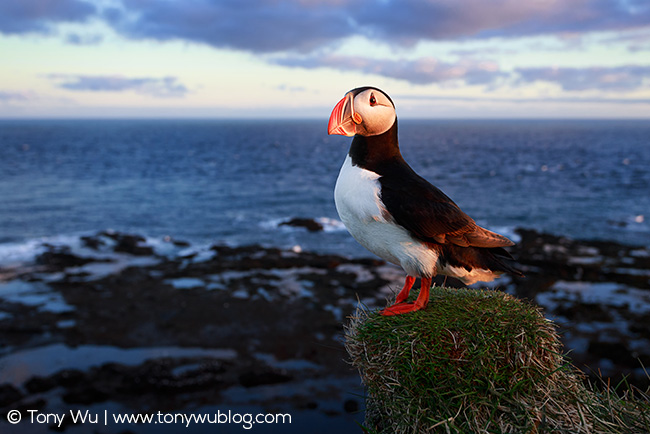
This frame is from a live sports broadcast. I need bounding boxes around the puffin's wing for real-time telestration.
[379,166,513,248]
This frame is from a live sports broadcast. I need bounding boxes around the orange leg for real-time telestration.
[394,275,416,304]
[381,277,432,316]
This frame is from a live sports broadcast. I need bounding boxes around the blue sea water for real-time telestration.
[0,119,649,262]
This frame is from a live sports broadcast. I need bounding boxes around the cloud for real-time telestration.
[602,29,650,51]
[0,0,96,34]
[279,54,650,91]
[3,0,649,55]
[64,32,103,45]
[448,47,519,57]
[275,54,506,86]
[46,74,189,98]
[276,84,307,93]
[102,0,354,53]
[515,65,650,91]
[0,91,35,102]
[397,94,650,105]
[357,0,650,43]
[98,0,650,54]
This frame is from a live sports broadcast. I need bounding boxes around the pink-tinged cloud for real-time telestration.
[100,0,649,53]
[357,0,650,44]
[3,0,647,53]
[275,55,506,85]
[277,53,650,91]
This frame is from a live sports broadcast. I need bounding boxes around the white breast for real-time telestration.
[334,155,439,278]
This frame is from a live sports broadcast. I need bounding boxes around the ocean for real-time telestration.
[1,119,648,263]
[1,119,649,433]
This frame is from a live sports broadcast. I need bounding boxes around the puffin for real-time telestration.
[328,86,523,316]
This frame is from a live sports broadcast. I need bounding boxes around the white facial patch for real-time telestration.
[353,89,396,137]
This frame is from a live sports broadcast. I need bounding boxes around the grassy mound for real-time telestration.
[345,286,649,433]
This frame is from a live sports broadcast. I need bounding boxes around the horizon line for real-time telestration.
[1,116,649,121]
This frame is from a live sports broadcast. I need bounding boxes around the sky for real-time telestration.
[1,0,649,119]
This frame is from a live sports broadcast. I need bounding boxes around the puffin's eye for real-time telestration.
[369,94,377,106]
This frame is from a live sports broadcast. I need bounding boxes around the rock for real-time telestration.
[343,399,359,413]
[36,249,95,271]
[587,341,638,367]
[169,237,191,248]
[3,227,650,428]
[513,228,650,289]
[52,369,86,387]
[280,218,324,232]
[25,376,58,394]
[238,370,292,388]
[80,235,106,250]
[0,384,22,408]
[554,303,613,323]
[99,232,154,256]
[62,385,109,405]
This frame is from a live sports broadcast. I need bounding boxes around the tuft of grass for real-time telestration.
[345,286,650,434]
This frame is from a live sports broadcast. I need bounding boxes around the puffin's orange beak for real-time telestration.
[328,92,361,136]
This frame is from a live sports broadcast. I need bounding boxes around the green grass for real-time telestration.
[344,286,650,434]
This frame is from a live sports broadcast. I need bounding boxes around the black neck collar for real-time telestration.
[348,119,402,173]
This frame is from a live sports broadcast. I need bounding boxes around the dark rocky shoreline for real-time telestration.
[0,226,648,432]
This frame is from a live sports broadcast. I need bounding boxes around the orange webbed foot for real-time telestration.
[394,275,416,304]
[380,277,432,316]
[381,302,424,316]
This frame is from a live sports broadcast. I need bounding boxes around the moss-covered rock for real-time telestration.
[345,286,649,434]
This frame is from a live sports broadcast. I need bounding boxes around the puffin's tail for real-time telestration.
[441,244,524,278]
[484,246,525,277]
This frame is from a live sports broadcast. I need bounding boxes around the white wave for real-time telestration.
[607,214,649,235]
[0,232,169,282]
[623,214,648,233]
[0,231,194,265]
[0,235,77,267]
[315,217,347,232]
[0,232,125,268]
[259,217,287,231]
[260,216,347,233]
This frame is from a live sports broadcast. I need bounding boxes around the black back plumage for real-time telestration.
[349,120,523,277]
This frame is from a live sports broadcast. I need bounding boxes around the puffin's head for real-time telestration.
[328,87,395,137]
